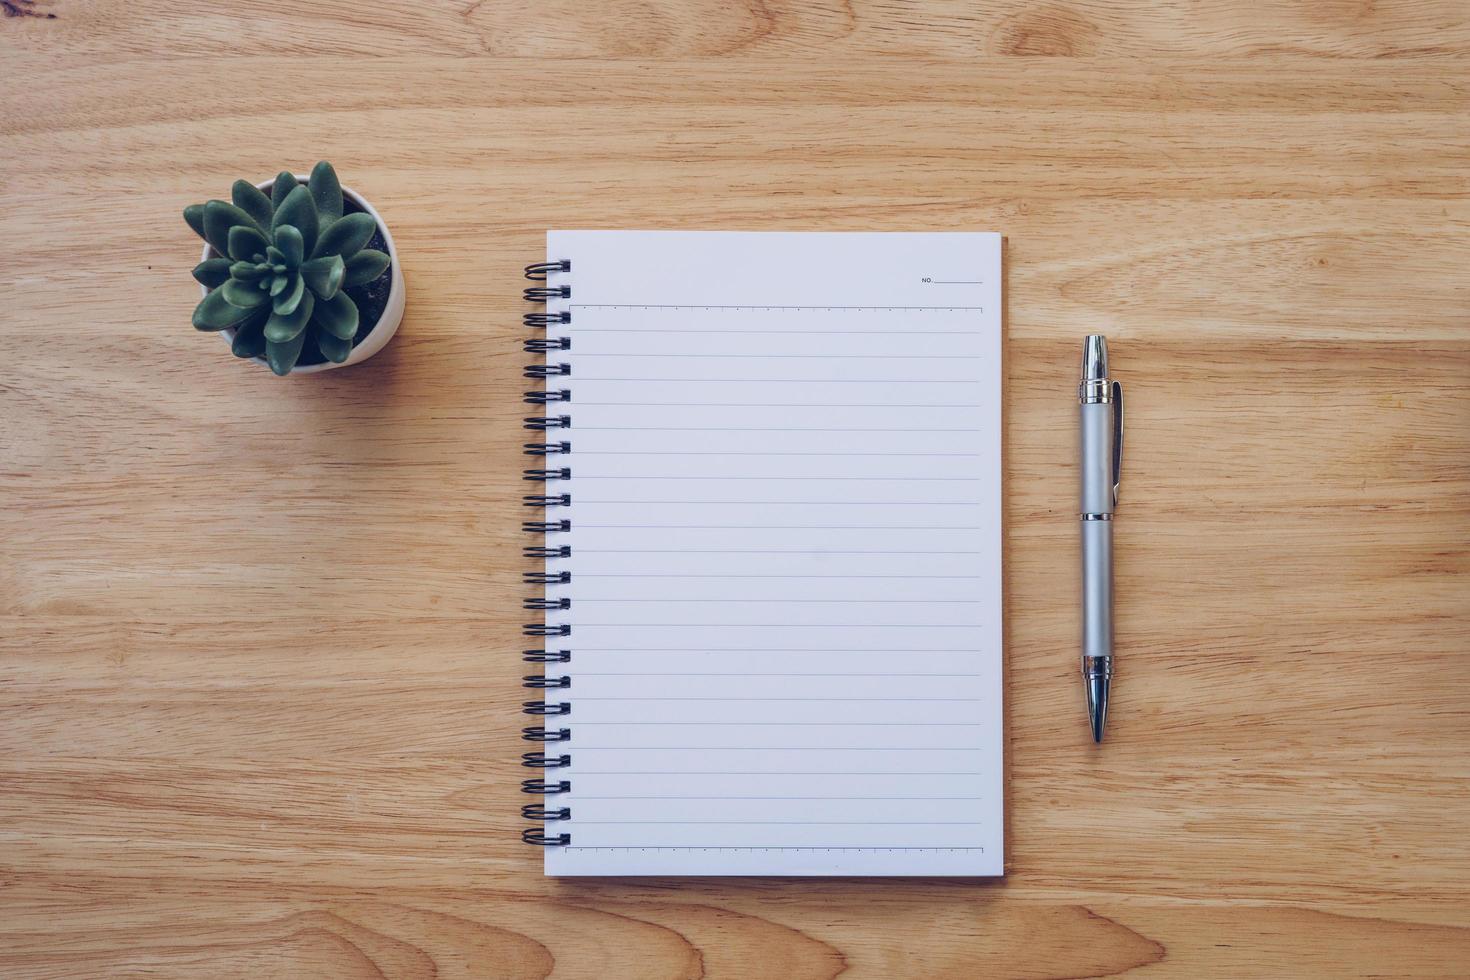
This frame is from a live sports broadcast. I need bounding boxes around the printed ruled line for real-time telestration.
[573,452,983,458]
[566,651,986,658]
[572,403,984,408]
[571,598,983,604]
[571,821,984,826]
[574,796,985,801]
[575,524,982,530]
[574,549,982,555]
[578,501,983,506]
[576,624,984,628]
[574,697,982,702]
[570,305,985,311]
[574,353,983,360]
[575,379,976,384]
[575,648,985,653]
[570,712,981,719]
[574,771,985,776]
[570,726,982,731]
[575,672,983,677]
[570,329,984,335]
[565,846,988,851]
[574,476,981,482]
[573,574,985,579]
[575,426,983,431]
[567,719,981,728]
[571,747,986,751]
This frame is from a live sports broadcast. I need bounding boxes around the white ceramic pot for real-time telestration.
[199,175,405,375]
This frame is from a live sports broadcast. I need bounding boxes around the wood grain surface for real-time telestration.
[3,1,1469,976]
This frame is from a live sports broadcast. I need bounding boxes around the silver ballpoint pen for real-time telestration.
[1079,336,1123,742]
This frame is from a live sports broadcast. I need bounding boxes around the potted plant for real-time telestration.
[183,162,404,376]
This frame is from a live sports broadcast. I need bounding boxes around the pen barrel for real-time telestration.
[1079,401,1114,515]
[1079,398,1114,663]
[1081,518,1113,661]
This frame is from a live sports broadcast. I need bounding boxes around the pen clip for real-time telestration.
[1111,381,1124,507]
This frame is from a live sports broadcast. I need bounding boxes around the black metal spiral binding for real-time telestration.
[523,493,570,508]
[525,571,571,585]
[522,804,571,820]
[525,389,571,404]
[523,260,570,281]
[521,258,574,847]
[522,778,570,794]
[523,648,571,663]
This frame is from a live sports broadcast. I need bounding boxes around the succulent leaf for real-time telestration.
[191,258,233,288]
[232,180,275,229]
[309,161,344,223]
[227,224,271,263]
[274,224,305,267]
[271,171,298,209]
[222,278,270,309]
[316,328,352,364]
[231,314,269,359]
[343,249,390,287]
[313,290,361,340]
[193,288,257,330]
[312,212,375,261]
[273,185,319,256]
[266,328,308,376]
[264,290,315,344]
[202,200,262,257]
[301,255,345,300]
[183,203,207,240]
[273,271,306,315]
[313,290,360,340]
[229,261,269,281]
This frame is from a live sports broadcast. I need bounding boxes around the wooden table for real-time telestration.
[4,2,1469,976]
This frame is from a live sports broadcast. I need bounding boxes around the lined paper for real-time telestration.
[538,232,1002,876]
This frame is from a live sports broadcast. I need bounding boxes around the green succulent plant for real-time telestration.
[184,162,391,375]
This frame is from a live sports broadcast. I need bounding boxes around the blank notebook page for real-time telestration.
[536,231,1003,876]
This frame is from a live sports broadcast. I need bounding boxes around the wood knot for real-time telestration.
[995,5,1099,56]
[2,0,57,16]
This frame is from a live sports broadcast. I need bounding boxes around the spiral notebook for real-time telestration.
[521,231,1004,876]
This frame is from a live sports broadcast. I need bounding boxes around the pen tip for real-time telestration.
[1086,675,1110,743]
